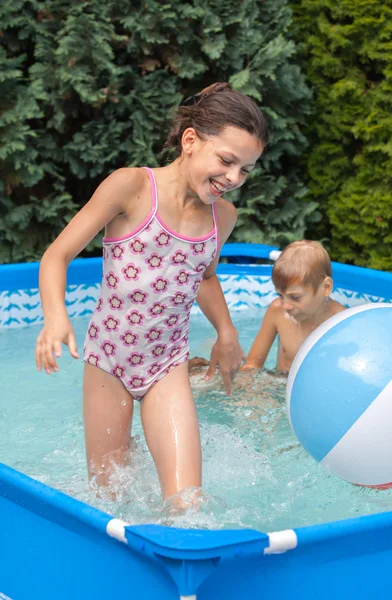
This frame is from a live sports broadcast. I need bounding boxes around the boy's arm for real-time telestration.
[196,199,244,395]
[242,301,279,370]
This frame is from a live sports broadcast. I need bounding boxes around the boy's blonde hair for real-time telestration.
[272,240,332,292]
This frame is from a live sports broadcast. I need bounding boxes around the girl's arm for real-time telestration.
[241,301,278,370]
[196,199,244,395]
[36,168,144,374]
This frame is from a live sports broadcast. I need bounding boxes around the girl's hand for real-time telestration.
[240,362,258,372]
[35,314,79,374]
[205,327,245,395]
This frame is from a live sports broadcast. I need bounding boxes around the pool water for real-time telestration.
[2,311,392,532]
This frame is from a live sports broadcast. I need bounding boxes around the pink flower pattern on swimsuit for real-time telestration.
[171,250,187,265]
[83,167,217,400]
[122,263,140,281]
[148,363,161,377]
[111,245,124,260]
[148,302,166,317]
[87,353,100,366]
[154,231,171,247]
[151,276,169,293]
[152,344,167,358]
[120,331,139,346]
[195,262,207,273]
[146,253,163,270]
[192,278,202,293]
[103,315,120,332]
[128,375,145,388]
[145,328,163,343]
[169,328,182,343]
[111,364,125,378]
[191,242,205,255]
[120,330,138,346]
[128,289,148,304]
[88,322,100,340]
[106,271,119,289]
[108,294,124,311]
[126,310,144,326]
[164,314,179,328]
[175,270,190,286]
[169,346,181,359]
[101,340,116,357]
[170,292,187,306]
[129,239,146,254]
[127,352,145,367]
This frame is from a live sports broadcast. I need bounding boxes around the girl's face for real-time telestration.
[182,125,263,204]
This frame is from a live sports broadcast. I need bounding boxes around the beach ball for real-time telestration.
[287,303,392,488]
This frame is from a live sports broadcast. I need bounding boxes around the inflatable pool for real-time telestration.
[1,243,392,599]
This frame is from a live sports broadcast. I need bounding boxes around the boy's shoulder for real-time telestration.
[269,297,284,311]
[330,299,346,315]
[266,297,285,321]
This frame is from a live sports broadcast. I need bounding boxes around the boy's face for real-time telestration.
[276,279,332,322]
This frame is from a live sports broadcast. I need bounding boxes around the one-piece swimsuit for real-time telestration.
[83,167,218,400]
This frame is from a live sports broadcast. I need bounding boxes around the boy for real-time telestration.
[241,240,345,372]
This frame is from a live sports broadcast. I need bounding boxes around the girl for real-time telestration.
[35,82,268,500]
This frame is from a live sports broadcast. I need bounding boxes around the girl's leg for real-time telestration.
[141,361,202,500]
[83,362,134,487]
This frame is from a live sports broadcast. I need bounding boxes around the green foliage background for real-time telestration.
[290,0,392,270]
[2,0,392,270]
[0,0,317,263]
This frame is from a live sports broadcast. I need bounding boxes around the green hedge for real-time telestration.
[0,0,316,263]
[291,0,392,270]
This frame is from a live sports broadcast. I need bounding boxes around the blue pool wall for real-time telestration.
[1,243,392,328]
[3,459,392,599]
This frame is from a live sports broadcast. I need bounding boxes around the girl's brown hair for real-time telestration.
[165,82,269,154]
[272,240,332,292]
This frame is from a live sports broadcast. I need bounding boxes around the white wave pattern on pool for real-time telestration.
[1,312,392,531]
